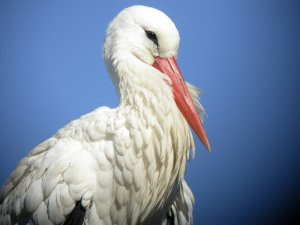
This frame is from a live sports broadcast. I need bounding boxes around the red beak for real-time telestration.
[153,56,211,151]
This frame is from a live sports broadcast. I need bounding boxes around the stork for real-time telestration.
[0,5,210,225]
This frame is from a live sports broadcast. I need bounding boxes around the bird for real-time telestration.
[0,5,210,225]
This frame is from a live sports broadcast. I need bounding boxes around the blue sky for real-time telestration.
[0,1,299,224]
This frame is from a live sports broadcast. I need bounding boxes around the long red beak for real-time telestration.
[153,56,211,151]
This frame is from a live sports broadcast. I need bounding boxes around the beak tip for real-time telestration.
[206,143,211,152]
[202,138,211,152]
[195,125,211,152]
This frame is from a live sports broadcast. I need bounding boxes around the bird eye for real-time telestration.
[145,30,158,46]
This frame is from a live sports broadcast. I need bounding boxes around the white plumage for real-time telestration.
[0,5,210,225]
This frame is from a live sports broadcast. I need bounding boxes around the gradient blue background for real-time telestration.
[0,1,299,224]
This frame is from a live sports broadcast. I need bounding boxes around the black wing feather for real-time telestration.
[167,207,175,225]
[63,201,86,225]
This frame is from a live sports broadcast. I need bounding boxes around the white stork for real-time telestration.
[0,5,210,225]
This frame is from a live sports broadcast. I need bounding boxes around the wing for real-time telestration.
[0,107,115,225]
[162,180,195,225]
[0,137,98,225]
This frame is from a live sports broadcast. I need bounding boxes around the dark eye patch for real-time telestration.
[145,30,159,46]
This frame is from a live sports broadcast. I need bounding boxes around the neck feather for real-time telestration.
[115,54,195,156]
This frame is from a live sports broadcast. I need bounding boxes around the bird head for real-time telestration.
[103,5,210,151]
